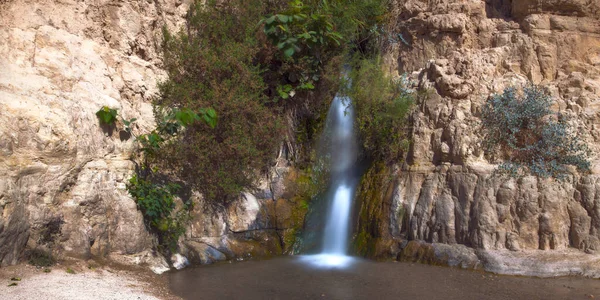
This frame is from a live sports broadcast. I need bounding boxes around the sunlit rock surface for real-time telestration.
[352,0,600,276]
[0,0,192,265]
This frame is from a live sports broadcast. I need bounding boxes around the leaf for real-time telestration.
[300,82,315,90]
[174,108,198,127]
[283,46,295,57]
[277,15,289,23]
[205,107,217,119]
[277,24,288,32]
[264,26,276,35]
[264,15,276,25]
[96,106,118,125]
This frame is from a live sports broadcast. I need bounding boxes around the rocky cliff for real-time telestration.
[0,0,301,270]
[3,0,600,277]
[356,0,600,276]
[0,0,192,266]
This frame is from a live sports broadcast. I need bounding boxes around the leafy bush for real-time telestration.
[481,85,591,179]
[343,57,414,163]
[261,0,389,102]
[128,108,215,253]
[95,106,118,125]
[153,0,393,204]
[27,249,55,267]
[261,0,343,59]
[155,0,286,203]
[127,174,189,253]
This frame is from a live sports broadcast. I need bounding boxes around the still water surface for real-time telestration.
[169,256,600,300]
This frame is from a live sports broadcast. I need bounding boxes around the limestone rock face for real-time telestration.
[181,157,302,264]
[0,0,304,267]
[0,0,191,265]
[373,0,600,260]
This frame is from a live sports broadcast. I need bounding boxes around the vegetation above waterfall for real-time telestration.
[342,57,414,164]
[104,0,414,254]
[152,0,397,204]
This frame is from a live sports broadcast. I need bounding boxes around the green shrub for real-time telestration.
[155,0,285,203]
[152,0,393,204]
[481,85,591,179]
[343,57,414,163]
[27,249,55,267]
[95,106,118,125]
[261,0,389,101]
[127,173,189,253]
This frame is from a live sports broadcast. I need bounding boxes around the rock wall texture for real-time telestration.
[0,0,306,269]
[0,0,192,265]
[364,0,600,266]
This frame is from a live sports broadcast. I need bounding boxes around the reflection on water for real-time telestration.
[169,256,598,300]
[298,253,357,268]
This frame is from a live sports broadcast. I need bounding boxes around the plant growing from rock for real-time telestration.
[95,106,118,125]
[481,85,591,179]
[126,173,189,253]
[27,249,55,267]
[343,56,414,163]
[95,104,217,255]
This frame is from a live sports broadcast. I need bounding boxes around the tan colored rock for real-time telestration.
[0,0,191,265]
[382,0,600,261]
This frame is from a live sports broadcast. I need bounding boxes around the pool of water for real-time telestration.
[169,256,600,300]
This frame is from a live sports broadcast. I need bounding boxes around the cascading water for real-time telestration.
[300,93,361,268]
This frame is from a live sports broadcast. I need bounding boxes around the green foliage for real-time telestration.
[117,105,215,254]
[66,268,75,274]
[152,0,392,203]
[127,173,189,252]
[122,117,137,133]
[137,107,217,156]
[481,85,591,179]
[344,57,414,163]
[27,249,55,267]
[95,106,118,125]
[261,0,343,59]
[319,0,390,54]
[156,0,284,202]
[127,174,180,223]
[260,0,389,103]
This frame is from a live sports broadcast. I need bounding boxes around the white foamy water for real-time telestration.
[302,94,359,269]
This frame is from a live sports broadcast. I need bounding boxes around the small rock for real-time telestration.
[171,253,190,270]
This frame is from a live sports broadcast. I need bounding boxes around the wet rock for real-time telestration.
[171,253,190,270]
[477,249,600,278]
[398,240,481,270]
[183,241,227,265]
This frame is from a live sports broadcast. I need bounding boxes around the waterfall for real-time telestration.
[300,93,361,268]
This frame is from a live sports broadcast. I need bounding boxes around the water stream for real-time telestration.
[300,93,361,268]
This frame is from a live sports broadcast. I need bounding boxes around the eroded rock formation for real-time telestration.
[0,0,299,269]
[355,0,600,275]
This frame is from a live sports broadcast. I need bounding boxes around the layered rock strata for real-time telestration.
[0,0,298,269]
[360,0,600,275]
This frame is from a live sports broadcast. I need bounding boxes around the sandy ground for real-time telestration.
[0,259,180,300]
